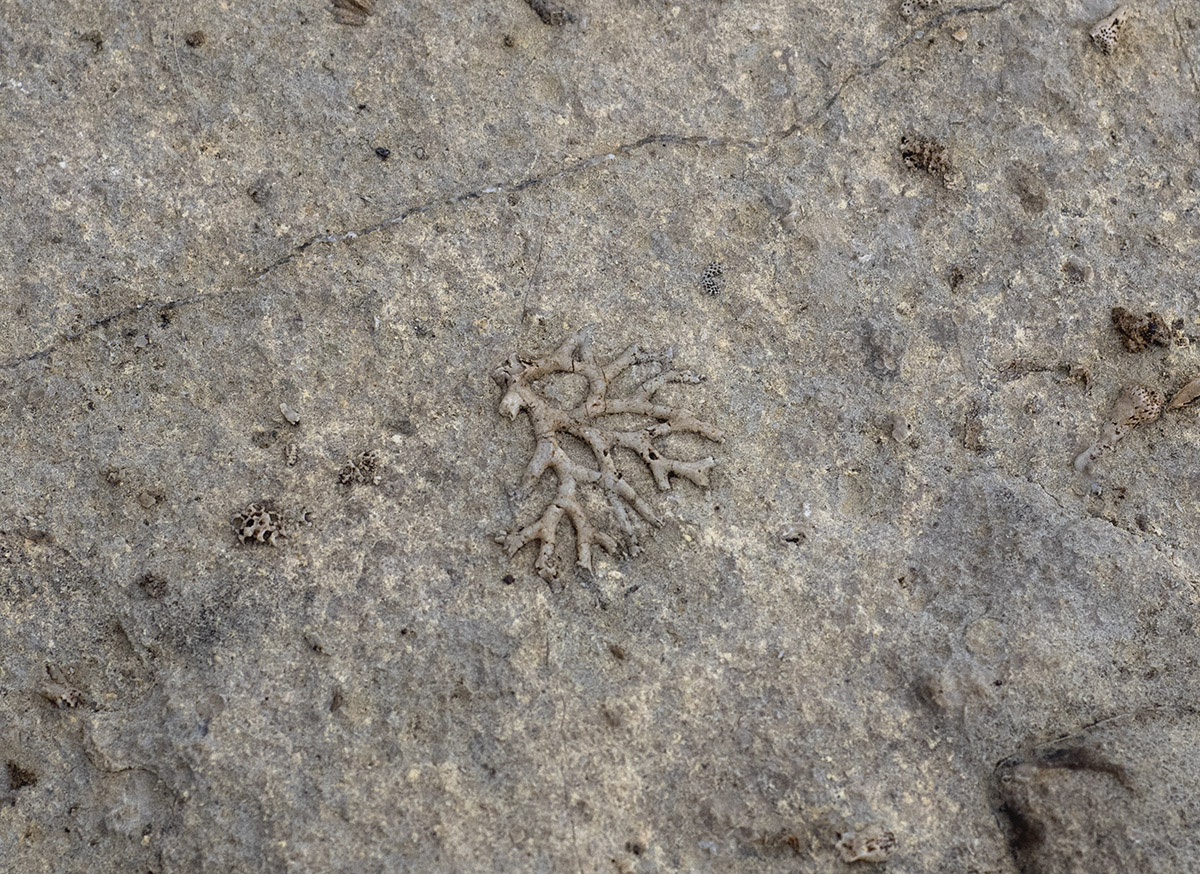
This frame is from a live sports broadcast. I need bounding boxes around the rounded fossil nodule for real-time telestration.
[1074,383,1163,474]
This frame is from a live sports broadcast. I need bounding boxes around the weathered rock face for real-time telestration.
[995,707,1200,874]
[2,1,1199,872]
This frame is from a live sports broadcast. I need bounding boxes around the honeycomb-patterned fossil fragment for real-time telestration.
[899,0,936,19]
[339,450,381,486]
[699,261,725,296]
[232,502,287,545]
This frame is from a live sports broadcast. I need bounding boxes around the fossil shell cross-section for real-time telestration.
[493,331,724,581]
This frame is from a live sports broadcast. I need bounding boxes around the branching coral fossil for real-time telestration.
[493,331,724,581]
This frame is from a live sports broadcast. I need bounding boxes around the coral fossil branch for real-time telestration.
[494,331,724,581]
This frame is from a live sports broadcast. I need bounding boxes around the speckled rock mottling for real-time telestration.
[2,2,1200,872]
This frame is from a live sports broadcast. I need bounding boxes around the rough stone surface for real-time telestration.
[2,1,1199,872]
[995,706,1200,873]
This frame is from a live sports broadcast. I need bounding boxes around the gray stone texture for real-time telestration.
[2,1,1199,872]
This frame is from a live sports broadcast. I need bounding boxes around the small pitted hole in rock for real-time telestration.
[6,762,37,791]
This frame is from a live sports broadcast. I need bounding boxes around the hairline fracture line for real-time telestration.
[0,0,1017,370]
[247,133,767,284]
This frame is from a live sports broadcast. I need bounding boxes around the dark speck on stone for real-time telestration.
[374,147,390,160]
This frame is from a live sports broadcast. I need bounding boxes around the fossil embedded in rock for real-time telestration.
[493,330,723,581]
[1090,5,1131,54]
[899,0,936,19]
[339,449,381,486]
[899,134,960,189]
[331,0,374,26]
[699,260,725,296]
[525,0,576,26]
[39,665,86,710]
[1168,376,1200,411]
[1110,306,1180,353]
[1074,383,1163,474]
[232,502,288,545]
[835,826,896,864]
[231,502,311,545]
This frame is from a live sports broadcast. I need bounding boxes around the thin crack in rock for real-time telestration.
[820,1,1017,111]
[245,132,767,284]
[493,330,723,581]
[236,0,1019,284]
[0,289,236,369]
[0,1,1019,369]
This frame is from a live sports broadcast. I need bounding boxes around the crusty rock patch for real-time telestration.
[900,134,960,188]
[1110,306,1182,352]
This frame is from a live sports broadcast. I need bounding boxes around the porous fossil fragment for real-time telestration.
[1073,383,1163,474]
[232,502,287,545]
[493,330,724,581]
[899,0,936,19]
[1090,5,1131,54]
[39,665,86,710]
[339,449,381,485]
[899,134,960,189]
[1110,306,1179,352]
[525,0,576,26]
[835,826,896,863]
[699,260,725,296]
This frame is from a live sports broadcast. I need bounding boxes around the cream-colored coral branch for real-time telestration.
[496,473,619,580]
[494,331,722,581]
